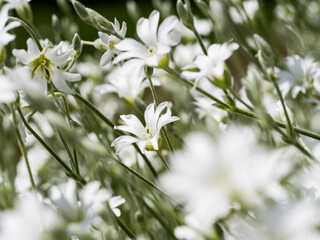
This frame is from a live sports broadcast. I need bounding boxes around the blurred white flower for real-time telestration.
[193,79,227,122]
[112,101,179,154]
[177,17,212,40]
[4,0,31,10]
[0,73,16,103]
[226,199,320,240]
[0,5,20,46]
[229,0,259,24]
[173,43,203,68]
[15,144,49,193]
[108,196,125,217]
[278,55,320,98]
[160,128,287,236]
[49,180,111,224]
[12,38,81,94]
[114,10,181,67]
[98,18,127,67]
[181,42,238,88]
[0,193,61,240]
[97,59,159,103]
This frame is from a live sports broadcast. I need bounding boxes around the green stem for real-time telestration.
[10,104,36,189]
[192,26,207,55]
[16,106,86,185]
[110,155,168,198]
[148,76,159,106]
[229,88,253,111]
[8,17,41,50]
[73,93,115,128]
[164,67,320,142]
[233,108,320,142]
[147,76,175,154]
[108,203,137,240]
[156,150,170,171]
[272,79,294,138]
[16,130,36,189]
[57,130,76,172]
[163,67,229,108]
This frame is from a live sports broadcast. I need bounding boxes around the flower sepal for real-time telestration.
[210,68,232,89]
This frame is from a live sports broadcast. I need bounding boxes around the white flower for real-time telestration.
[4,0,30,10]
[108,196,125,217]
[15,144,49,193]
[193,79,227,122]
[177,17,212,41]
[0,5,20,46]
[49,180,111,224]
[181,42,238,87]
[114,10,181,67]
[112,101,179,154]
[229,0,259,24]
[98,18,127,67]
[277,55,320,98]
[0,72,16,103]
[97,59,159,103]
[160,128,287,236]
[12,38,81,94]
[0,193,61,240]
[173,43,203,68]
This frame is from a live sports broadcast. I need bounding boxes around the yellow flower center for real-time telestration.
[109,40,115,50]
[30,54,53,81]
[147,46,157,56]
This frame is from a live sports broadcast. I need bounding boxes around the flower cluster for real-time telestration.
[2,0,320,239]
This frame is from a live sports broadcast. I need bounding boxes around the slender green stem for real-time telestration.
[164,67,320,142]
[229,88,253,111]
[272,79,294,138]
[163,67,229,108]
[233,108,320,141]
[156,150,170,171]
[81,40,95,46]
[73,93,115,128]
[10,104,36,189]
[16,106,86,185]
[108,203,137,240]
[57,130,76,171]
[16,130,36,189]
[192,26,207,55]
[8,17,41,50]
[140,197,177,239]
[147,76,175,154]
[148,76,159,106]
[110,155,168,198]
[49,90,73,121]
[73,146,80,175]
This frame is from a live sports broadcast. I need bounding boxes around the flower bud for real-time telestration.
[86,8,113,33]
[16,3,33,23]
[144,65,154,78]
[52,15,60,35]
[126,0,140,21]
[177,0,194,29]
[72,33,82,55]
[93,39,108,51]
[71,0,92,24]
[211,68,232,89]
[56,0,71,15]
